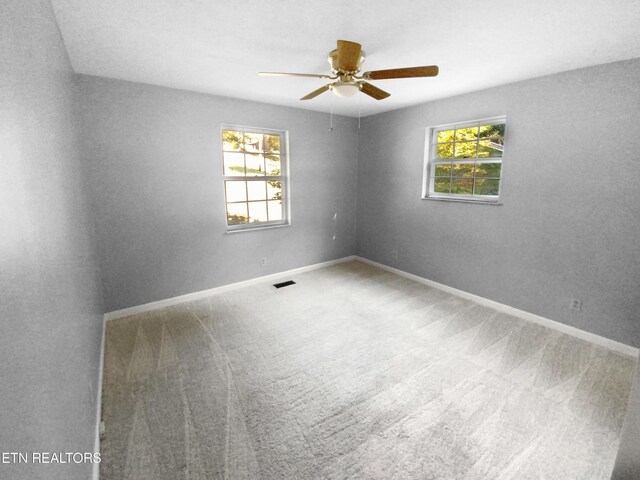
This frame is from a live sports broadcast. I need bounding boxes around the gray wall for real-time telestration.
[0,1,104,479]
[356,59,640,348]
[77,75,359,312]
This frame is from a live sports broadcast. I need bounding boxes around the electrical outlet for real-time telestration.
[391,250,398,260]
[570,298,582,312]
[260,258,267,267]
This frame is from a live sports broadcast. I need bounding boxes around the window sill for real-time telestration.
[421,196,502,205]
[226,223,291,234]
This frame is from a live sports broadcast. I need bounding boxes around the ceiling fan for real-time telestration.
[258,40,439,101]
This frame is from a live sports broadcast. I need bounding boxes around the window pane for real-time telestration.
[479,124,505,140]
[451,163,474,177]
[264,134,280,153]
[454,141,477,158]
[225,181,247,202]
[455,127,478,141]
[267,180,282,200]
[451,178,473,194]
[268,200,283,221]
[245,153,265,176]
[248,201,268,223]
[437,129,455,143]
[478,139,503,158]
[434,164,451,176]
[475,162,501,177]
[434,177,451,193]
[222,130,243,152]
[437,143,453,158]
[227,203,248,225]
[265,154,281,175]
[247,181,267,201]
[243,132,262,152]
[223,152,245,176]
[474,178,500,196]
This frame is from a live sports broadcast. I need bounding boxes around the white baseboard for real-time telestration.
[356,256,639,358]
[104,255,357,321]
[93,314,106,480]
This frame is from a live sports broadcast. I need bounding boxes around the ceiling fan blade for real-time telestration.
[259,71,332,79]
[359,81,390,100]
[300,84,331,100]
[363,65,439,80]
[336,40,362,72]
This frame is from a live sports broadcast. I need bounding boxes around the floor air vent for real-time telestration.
[273,280,296,289]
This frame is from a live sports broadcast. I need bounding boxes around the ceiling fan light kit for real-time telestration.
[258,40,439,101]
[331,82,361,97]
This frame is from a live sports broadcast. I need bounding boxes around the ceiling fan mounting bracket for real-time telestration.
[328,48,365,76]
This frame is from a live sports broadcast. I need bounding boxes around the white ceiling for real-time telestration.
[51,0,640,117]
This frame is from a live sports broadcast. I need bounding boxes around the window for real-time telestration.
[423,116,506,203]
[222,126,289,231]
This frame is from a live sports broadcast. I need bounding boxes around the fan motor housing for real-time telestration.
[328,49,365,74]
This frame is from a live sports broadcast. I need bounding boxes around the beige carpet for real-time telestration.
[100,261,636,479]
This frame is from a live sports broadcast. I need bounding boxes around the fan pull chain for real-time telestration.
[329,104,333,131]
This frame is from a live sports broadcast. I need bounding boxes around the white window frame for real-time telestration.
[422,115,506,204]
[221,125,291,232]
